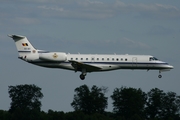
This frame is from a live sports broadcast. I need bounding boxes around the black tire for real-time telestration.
[158,75,162,78]
[80,74,85,80]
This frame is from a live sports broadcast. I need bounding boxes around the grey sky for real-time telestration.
[0,0,180,112]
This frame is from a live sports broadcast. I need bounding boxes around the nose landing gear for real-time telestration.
[158,75,162,78]
[158,71,162,78]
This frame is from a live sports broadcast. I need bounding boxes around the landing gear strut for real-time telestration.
[158,71,162,78]
[79,68,87,80]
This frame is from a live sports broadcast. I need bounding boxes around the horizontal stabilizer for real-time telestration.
[8,35,25,40]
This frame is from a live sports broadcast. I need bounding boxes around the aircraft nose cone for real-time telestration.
[169,65,174,69]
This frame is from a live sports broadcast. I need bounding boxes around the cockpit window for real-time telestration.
[149,57,159,61]
[153,57,158,60]
[149,57,153,61]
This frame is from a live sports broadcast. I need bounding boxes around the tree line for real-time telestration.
[0,84,180,120]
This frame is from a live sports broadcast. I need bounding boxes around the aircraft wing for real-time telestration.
[69,60,102,72]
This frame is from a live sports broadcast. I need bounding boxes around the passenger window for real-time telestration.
[97,58,99,60]
[125,58,127,61]
[86,58,88,60]
[92,58,94,60]
[116,58,119,61]
[102,58,104,61]
[107,58,109,61]
[76,58,78,60]
[112,58,114,61]
[71,58,73,60]
[121,58,123,61]
[81,58,83,60]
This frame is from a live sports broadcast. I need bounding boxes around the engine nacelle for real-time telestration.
[39,52,67,62]
[19,54,39,62]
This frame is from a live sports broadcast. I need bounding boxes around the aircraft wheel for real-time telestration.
[80,74,85,80]
[158,75,162,78]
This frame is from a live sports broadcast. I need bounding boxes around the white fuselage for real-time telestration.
[26,51,173,72]
[9,34,173,80]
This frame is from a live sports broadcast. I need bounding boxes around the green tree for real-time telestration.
[146,88,180,119]
[47,109,65,120]
[111,87,147,119]
[8,84,43,115]
[71,85,108,114]
[0,110,11,120]
[146,88,165,119]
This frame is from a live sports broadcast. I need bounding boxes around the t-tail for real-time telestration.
[8,35,39,61]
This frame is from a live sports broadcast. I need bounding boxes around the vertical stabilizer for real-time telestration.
[8,35,37,59]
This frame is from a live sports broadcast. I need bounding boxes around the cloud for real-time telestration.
[35,0,180,20]
[14,17,40,25]
[101,37,151,51]
[77,0,103,6]
[114,1,180,18]
[37,0,114,20]
[57,37,151,54]
[38,6,64,12]
[119,37,151,49]
[2,0,180,21]
[148,25,174,36]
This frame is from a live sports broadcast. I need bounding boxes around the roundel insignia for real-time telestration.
[32,50,36,53]
[53,53,58,58]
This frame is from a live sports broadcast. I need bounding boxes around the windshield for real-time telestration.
[153,57,158,60]
[149,57,159,61]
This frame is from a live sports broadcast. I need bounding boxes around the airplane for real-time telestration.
[8,34,173,80]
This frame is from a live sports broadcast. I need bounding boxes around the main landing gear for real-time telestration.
[79,68,87,80]
[80,74,86,80]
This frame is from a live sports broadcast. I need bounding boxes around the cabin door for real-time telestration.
[132,57,137,67]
